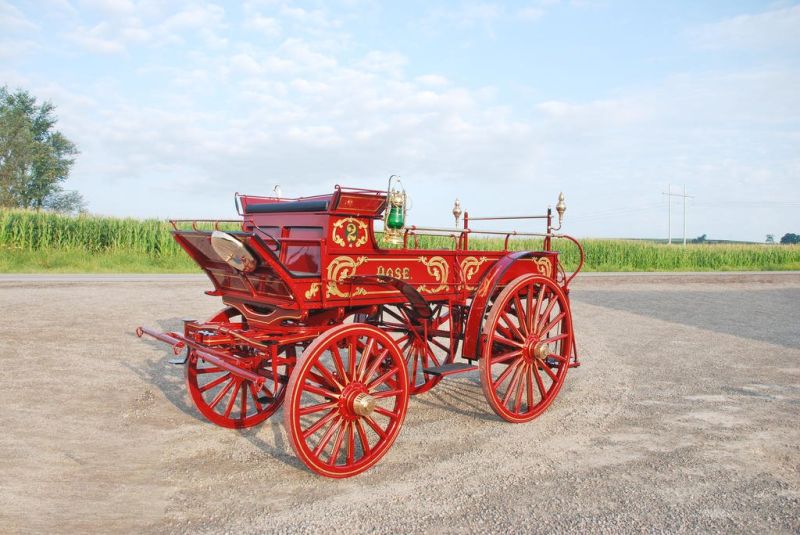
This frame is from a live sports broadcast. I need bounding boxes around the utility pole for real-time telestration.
[662,184,693,245]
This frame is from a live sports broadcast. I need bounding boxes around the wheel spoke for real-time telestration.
[356,337,376,380]
[374,406,400,420]
[361,348,389,383]
[355,419,371,456]
[223,380,241,418]
[425,345,441,368]
[429,337,451,355]
[313,418,342,457]
[303,409,338,439]
[410,346,420,384]
[526,366,534,409]
[535,295,558,334]
[240,384,248,421]
[249,381,265,412]
[502,364,524,407]
[346,422,356,465]
[347,336,357,380]
[327,422,347,465]
[539,311,566,338]
[500,312,525,342]
[493,357,522,390]
[541,333,569,344]
[371,388,404,399]
[493,334,522,349]
[208,378,235,409]
[538,360,558,381]
[303,382,340,400]
[492,349,522,364]
[513,294,528,336]
[299,400,339,416]
[513,364,527,413]
[312,362,343,391]
[367,365,399,390]
[532,364,547,400]
[199,372,232,393]
[331,345,348,385]
[530,286,545,333]
[364,415,387,439]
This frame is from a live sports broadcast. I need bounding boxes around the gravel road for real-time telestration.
[1,273,798,534]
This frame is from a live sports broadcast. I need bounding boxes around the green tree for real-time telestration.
[0,86,84,212]
[780,233,799,245]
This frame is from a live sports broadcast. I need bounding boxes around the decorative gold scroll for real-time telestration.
[459,256,490,283]
[304,282,321,299]
[416,256,449,294]
[331,218,369,248]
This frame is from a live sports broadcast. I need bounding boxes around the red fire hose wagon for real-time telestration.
[137,176,584,478]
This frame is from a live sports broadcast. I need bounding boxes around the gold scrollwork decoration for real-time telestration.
[459,256,490,283]
[531,257,552,278]
[304,282,321,300]
[417,256,449,294]
[325,256,369,298]
[331,218,369,248]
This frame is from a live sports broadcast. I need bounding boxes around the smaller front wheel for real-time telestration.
[479,274,572,423]
[284,323,409,478]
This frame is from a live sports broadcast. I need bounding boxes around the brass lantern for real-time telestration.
[382,175,407,245]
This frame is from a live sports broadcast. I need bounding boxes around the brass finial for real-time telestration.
[452,198,462,227]
[555,192,566,225]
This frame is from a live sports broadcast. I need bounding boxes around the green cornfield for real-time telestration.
[1,208,799,273]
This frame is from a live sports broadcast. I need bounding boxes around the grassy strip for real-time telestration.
[1,209,799,273]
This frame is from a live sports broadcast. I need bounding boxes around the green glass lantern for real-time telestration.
[383,176,407,245]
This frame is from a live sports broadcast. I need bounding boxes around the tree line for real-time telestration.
[0,86,84,213]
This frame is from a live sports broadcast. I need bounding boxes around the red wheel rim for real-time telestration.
[377,303,456,395]
[186,345,295,429]
[284,323,409,478]
[479,274,572,423]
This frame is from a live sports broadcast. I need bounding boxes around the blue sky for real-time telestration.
[2,0,798,240]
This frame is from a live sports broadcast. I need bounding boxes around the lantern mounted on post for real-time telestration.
[382,175,407,244]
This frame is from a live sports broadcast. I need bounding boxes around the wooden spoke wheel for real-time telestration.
[284,323,409,478]
[377,303,457,395]
[187,345,297,429]
[186,308,295,429]
[479,274,572,423]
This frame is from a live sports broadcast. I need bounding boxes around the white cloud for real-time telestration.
[689,4,800,51]
[517,6,545,21]
[416,74,449,87]
[0,1,39,32]
[245,14,281,37]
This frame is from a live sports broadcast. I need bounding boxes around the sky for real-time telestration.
[1,0,798,241]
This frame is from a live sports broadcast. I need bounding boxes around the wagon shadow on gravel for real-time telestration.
[126,318,309,471]
[412,375,499,422]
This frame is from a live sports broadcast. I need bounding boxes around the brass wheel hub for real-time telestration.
[522,336,549,362]
[352,393,377,417]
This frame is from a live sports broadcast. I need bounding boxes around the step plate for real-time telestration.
[422,362,478,377]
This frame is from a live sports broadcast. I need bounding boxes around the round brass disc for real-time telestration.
[210,231,257,273]
[352,393,377,417]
